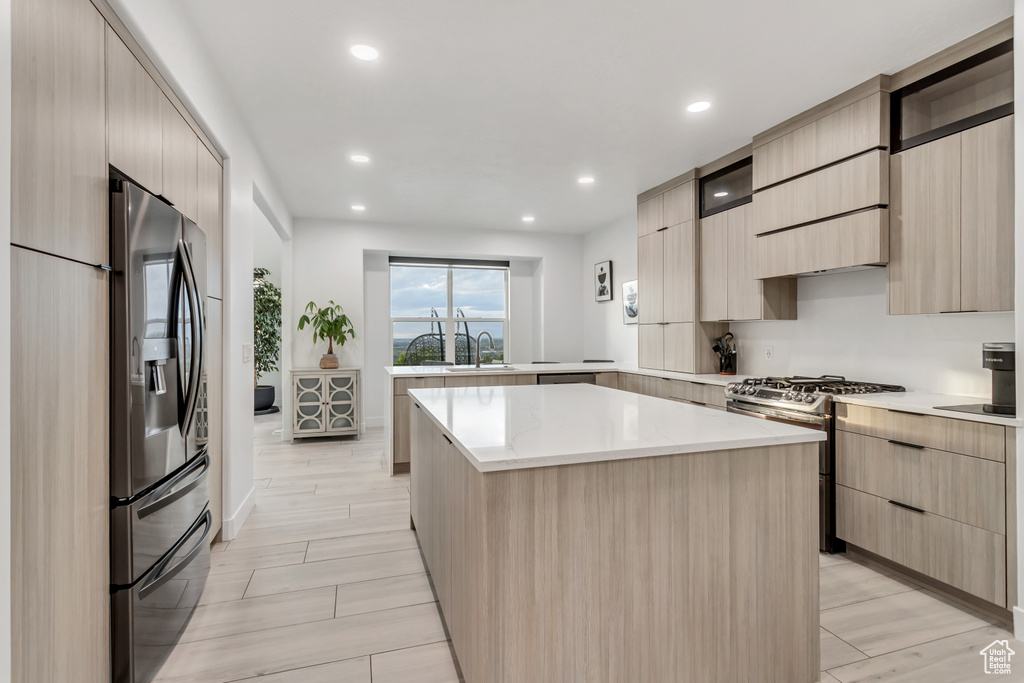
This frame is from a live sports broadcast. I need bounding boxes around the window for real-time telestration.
[390,257,510,366]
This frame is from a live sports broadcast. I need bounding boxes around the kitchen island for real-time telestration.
[408,383,826,683]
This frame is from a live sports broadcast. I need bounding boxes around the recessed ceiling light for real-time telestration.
[687,101,711,113]
[522,216,535,223]
[351,205,366,211]
[350,154,370,163]
[714,191,729,197]
[578,177,595,184]
[350,44,379,61]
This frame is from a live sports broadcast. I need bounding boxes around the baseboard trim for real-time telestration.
[363,416,384,429]
[1014,606,1024,641]
[221,486,256,541]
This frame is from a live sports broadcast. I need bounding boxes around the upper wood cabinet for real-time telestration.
[637,194,663,237]
[638,232,665,324]
[12,0,107,265]
[12,247,110,683]
[198,144,224,299]
[663,220,695,322]
[106,24,162,194]
[753,91,888,190]
[701,204,796,322]
[889,116,1012,315]
[161,97,200,222]
[662,182,694,227]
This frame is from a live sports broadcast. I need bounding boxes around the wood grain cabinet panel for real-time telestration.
[699,212,729,321]
[394,395,412,465]
[206,298,224,540]
[662,182,694,227]
[638,232,664,324]
[198,144,224,299]
[637,195,664,237]
[12,0,107,264]
[663,221,695,323]
[754,93,886,190]
[662,323,695,374]
[754,150,888,236]
[12,248,110,683]
[836,430,1005,533]
[161,97,199,222]
[837,485,1005,606]
[394,376,445,396]
[727,203,763,321]
[961,116,1014,313]
[758,208,889,279]
[638,325,664,371]
[835,403,1005,462]
[105,24,163,194]
[888,134,962,314]
[443,374,536,387]
[595,372,620,390]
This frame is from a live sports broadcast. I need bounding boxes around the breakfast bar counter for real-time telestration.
[408,383,825,683]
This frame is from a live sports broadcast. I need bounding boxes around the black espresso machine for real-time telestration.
[938,342,1016,417]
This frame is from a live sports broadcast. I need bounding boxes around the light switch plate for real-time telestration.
[242,343,253,363]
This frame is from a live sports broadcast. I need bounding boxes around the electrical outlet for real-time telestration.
[242,343,253,363]
[764,345,774,362]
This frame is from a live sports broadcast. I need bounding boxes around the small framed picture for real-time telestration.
[595,261,612,302]
[622,280,638,324]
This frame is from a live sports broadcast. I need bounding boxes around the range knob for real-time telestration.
[803,394,816,403]
[726,383,737,392]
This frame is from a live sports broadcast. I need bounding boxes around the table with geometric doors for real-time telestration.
[290,368,361,439]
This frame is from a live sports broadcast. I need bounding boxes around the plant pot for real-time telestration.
[254,385,276,412]
[320,353,339,369]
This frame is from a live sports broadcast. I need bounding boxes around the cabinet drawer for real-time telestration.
[836,431,1005,533]
[666,381,726,410]
[443,374,535,388]
[394,376,445,396]
[757,208,888,279]
[753,150,888,236]
[753,92,886,190]
[835,403,1004,462]
[836,485,1006,605]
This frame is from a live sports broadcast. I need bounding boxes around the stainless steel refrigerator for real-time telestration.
[109,177,212,683]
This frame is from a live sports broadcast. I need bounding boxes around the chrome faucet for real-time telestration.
[475,331,494,368]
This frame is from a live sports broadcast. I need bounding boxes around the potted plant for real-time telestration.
[298,300,356,369]
[253,268,282,413]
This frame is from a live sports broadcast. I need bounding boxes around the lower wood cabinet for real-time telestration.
[837,485,1006,606]
[292,369,361,438]
[12,247,110,683]
[443,374,536,387]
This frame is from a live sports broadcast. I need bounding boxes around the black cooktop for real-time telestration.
[740,375,906,395]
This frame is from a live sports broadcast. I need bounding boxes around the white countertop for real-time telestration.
[408,384,825,472]
[386,362,755,386]
[832,392,1021,427]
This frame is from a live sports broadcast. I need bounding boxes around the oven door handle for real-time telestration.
[726,402,827,429]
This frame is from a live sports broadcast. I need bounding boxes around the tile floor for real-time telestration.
[154,414,1022,682]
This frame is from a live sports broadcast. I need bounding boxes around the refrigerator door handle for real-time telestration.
[177,239,202,436]
[137,451,209,519]
[138,509,211,601]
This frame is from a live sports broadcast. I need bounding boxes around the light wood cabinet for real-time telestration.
[701,204,796,322]
[12,0,107,265]
[835,403,1005,462]
[662,323,695,373]
[394,376,446,396]
[105,24,162,194]
[291,369,361,438]
[758,208,889,279]
[836,430,1005,533]
[663,221,695,322]
[443,374,536,387]
[638,325,665,370]
[595,372,620,389]
[961,116,1014,312]
[662,182,693,226]
[205,298,224,541]
[888,134,962,314]
[889,116,1013,314]
[198,144,224,299]
[161,96,199,222]
[12,247,110,683]
[754,92,887,190]
[753,150,888,236]
[637,232,664,324]
[637,194,664,237]
[394,395,412,467]
[837,485,1006,606]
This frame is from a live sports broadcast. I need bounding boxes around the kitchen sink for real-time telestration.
[444,366,518,372]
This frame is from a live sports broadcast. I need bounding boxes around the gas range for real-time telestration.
[725,375,906,416]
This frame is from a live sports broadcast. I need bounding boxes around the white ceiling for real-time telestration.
[179,0,1012,234]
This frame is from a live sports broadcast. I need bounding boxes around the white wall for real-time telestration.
[582,217,638,363]
[0,0,12,675]
[107,0,294,538]
[291,220,584,424]
[253,208,283,406]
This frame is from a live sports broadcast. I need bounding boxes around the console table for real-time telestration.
[290,368,361,439]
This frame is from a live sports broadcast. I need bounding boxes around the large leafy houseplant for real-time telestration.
[298,300,356,368]
[253,268,282,389]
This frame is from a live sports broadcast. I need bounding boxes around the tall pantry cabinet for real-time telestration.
[11,0,225,680]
